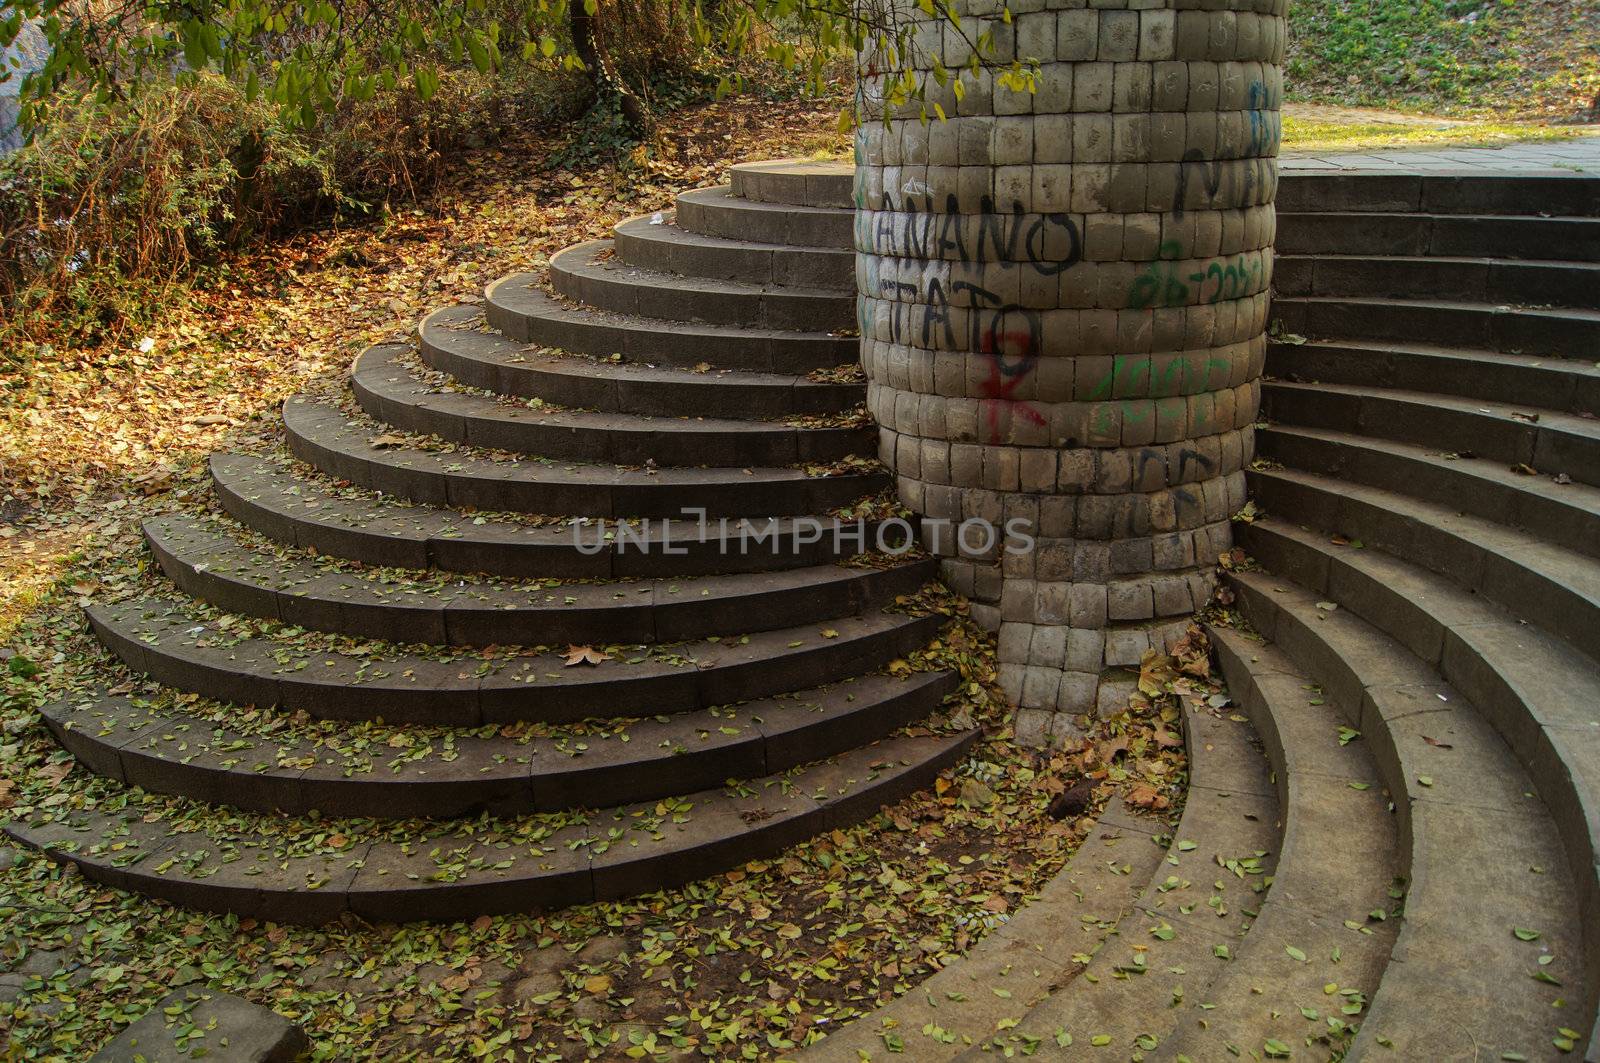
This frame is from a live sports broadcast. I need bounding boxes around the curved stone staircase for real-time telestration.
[7,160,982,923]
[1243,169,1600,1061]
[11,152,1600,1058]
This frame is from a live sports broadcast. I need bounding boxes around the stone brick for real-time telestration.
[1066,628,1106,672]
[1014,707,1054,746]
[1153,575,1196,617]
[1034,581,1072,624]
[998,621,1033,663]
[1107,580,1155,621]
[1021,665,1061,708]
[1029,625,1068,667]
[1104,627,1150,667]
[1069,583,1108,628]
[1055,672,1100,716]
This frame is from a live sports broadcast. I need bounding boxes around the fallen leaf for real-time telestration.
[563,645,611,667]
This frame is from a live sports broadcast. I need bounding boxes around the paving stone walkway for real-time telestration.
[1284,129,1600,172]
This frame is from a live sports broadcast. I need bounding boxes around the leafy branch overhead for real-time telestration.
[0,0,1041,129]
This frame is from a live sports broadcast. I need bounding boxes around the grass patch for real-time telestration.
[1282,114,1588,153]
[1287,0,1600,119]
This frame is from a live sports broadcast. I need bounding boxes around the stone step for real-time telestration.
[352,343,871,468]
[548,240,853,332]
[1181,626,1401,1061]
[1276,172,1600,218]
[6,730,978,924]
[674,186,852,249]
[1240,518,1600,848]
[418,305,863,421]
[1267,337,1600,415]
[1236,518,1600,1051]
[956,709,1280,1058]
[41,670,958,820]
[143,513,934,648]
[1274,254,1600,310]
[729,159,854,208]
[1263,379,1600,487]
[611,213,853,289]
[1272,294,1600,361]
[1248,465,1600,662]
[1226,568,1594,1061]
[283,395,888,520]
[1276,211,1600,260]
[88,596,944,725]
[484,272,859,374]
[210,453,900,580]
[1258,424,1600,562]
[802,797,1169,1061]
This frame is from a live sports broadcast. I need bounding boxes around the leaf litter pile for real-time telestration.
[0,91,1225,1059]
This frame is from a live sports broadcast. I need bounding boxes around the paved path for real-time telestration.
[1284,130,1600,172]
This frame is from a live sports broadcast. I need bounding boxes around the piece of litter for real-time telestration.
[650,212,665,224]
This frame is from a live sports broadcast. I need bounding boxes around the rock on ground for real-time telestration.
[91,987,308,1062]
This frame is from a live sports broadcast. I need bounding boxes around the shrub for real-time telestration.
[0,63,577,352]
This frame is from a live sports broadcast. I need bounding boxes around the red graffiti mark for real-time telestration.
[979,329,1045,445]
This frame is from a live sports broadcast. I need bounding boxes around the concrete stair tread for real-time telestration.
[548,240,852,332]
[1239,516,1600,1031]
[611,213,852,289]
[562,239,842,299]
[1185,626,1402,1060]
[417,305,863,420]
[484,272,858,374]
[1280,210,1600,223]
[802,797,1170,1061]
[678,184,848,220]
[1268,336,1600,414]
[729,159,853,208]
[1276,211,1600,263]
[1275,173,1600,217]
[1277,252,1600,269]
[6,730,978,924]
[1265,378,1600,487]
[40,670,958,820]
[87,595,943,725]
[352,343,870,467]
[1257,423,1600,560]
[1274,291,1600,360]
[957,707,1281,1058]
[282,394,888,519]
[1279,293,1600,322]
[673,187,852,250]
[1273,253,1600,310]
[1249,464,1600,660]
[1226,569,1594,1061]
[209,452,891,580]
[143,511,932,647]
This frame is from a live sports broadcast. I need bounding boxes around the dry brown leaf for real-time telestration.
[562,644,610,667]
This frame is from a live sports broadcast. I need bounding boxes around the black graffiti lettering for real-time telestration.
[1174,149,1226,218]
[1024,212,1083,276]
[876,194,897,252]
[904,197,928,261]
[922,277,953,349]
[1176,447,1216,481]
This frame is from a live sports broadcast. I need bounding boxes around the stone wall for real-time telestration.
[854,0,1285,744]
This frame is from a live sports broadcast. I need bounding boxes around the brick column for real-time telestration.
[855,1,1285,743]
